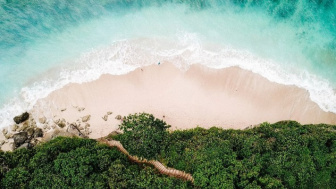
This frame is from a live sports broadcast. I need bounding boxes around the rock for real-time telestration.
[84,123,90,128]
[78,107,85,112]
[51,124,56,129]
[5,133,13,139]
[0,140,5,146]
[2,128,8,135]
[13,112,29,124]
[26,128,35,138]
[18,122,29,132]
[17,143,30,150]
[39,116,47,124]
[107,111,113,115]
[13,132,28,148]
[57,118,66,128]
[82,115,91,122]
[67,123,81,136]
[53,118,60,124]
[102,115,108,121]
[108,131,121,137]
[61,108,67,112]
[115,115,122,120]
[10,124,19,132]
[33,128,43,138]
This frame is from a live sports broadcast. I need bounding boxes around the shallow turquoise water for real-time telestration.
[0,0,335,126]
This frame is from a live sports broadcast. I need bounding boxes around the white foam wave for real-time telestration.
[0,34,335,128]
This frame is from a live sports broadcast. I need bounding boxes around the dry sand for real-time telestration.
[30,63,336,139]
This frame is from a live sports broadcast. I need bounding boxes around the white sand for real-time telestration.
[29,63,336,139]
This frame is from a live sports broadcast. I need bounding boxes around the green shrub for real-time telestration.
[116,112,171,160]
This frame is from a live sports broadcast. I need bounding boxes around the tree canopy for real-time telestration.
[1,113,335,188]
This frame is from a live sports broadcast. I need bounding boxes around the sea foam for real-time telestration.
[0,1,335,128]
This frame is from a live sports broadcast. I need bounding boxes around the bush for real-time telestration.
[116,113,171,160]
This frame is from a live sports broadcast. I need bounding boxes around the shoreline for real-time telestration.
[31,63,336,135]
[1,63,336,151]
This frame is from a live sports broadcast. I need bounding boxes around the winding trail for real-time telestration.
[98,138,194,183]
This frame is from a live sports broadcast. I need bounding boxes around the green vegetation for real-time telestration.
[1,113,336,188]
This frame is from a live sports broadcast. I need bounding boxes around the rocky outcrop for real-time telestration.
[115,115,122,120]
[13,112,29,124]
[13,132,28,148]
[82,115,91,122]
[102,115,108,121]
[39,116,47,124]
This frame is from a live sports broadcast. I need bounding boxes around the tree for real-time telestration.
[117,113,171,160]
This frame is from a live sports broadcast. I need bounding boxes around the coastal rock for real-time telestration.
[115,115,122,120]
[26,128,35,138]
[102,115,108,121]
[78,107,85,112]
[13,112,29,124]
[107,111,113,115]
[5,133,13,139]
[108,131,121,137]
[17,143,29,150]
[33,128,43,138]
[53,118,60,124]
[13,132,28,148]
[82,115,91,122]
[39,116,47,124]
[67,123,81,136]
[10,124,19,132]
[57,118,67,128]
[18,122,29,132]
[2,128,8,135]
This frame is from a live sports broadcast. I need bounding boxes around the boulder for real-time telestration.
[67,123,81,136]
[115,115,122,120]
[39,116,47,124]
[13,112,29,124]
[13,132,28,147]
[5,133,13,139]
[57,118,67,128]
[10,124,19,132]
[108,131,121,137]
[17,143,29,150]
[53,118,60,124]
[78,107,85,112]
[107,111,113,115]
[18,122,29,132]
[82,115,91,122]
[0,140,5,146]
[102,115,108,121]
[2,128,8,135]
[33,128,43,138]
[26,128,35,138]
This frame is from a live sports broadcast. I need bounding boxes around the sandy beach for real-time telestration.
[26,63,335,139]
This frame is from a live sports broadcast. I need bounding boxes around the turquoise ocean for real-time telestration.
[0,0,335,127]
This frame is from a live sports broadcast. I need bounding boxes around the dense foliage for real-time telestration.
[1,113,336,188]
[116,113,170,160]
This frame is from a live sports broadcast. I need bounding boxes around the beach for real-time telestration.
[25,63,336,140]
